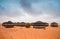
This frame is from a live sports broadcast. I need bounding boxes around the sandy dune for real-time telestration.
[0,25,60,39]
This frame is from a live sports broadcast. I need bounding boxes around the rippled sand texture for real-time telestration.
[0,25,60,39]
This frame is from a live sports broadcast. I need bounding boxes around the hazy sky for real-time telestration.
[0,0,60,23]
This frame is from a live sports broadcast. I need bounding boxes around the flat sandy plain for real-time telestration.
[0,24,60,39]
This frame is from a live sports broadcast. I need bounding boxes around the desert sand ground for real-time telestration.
[0,24,60,39]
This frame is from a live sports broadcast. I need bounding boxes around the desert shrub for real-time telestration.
[25,23,31,28]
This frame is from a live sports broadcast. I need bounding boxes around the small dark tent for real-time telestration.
[2,21,14,28]
[50,22,58,27]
